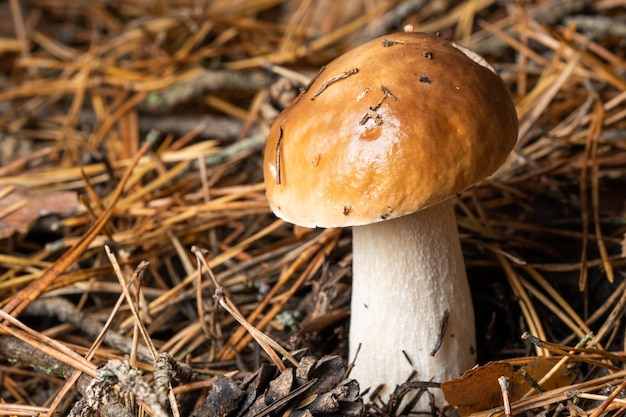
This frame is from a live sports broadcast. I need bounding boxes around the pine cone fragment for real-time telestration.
[195,350,364,417]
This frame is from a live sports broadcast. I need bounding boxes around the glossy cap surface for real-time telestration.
[264,32,518,227]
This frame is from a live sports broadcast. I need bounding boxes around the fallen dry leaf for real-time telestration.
[0,184,79,239]
[442,361,515,416]
[442,358,575,416]
[519,356,576,394]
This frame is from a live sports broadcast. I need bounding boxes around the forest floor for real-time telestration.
[0,1,625,416]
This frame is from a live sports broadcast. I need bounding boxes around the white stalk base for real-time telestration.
[349,199,476,407]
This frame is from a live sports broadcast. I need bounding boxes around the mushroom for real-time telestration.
[263,32,518,406]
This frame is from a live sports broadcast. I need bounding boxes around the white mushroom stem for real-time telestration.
[349,199,476,404]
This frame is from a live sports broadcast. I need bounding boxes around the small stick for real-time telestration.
[381,39,409,47]
[381,85,397,101]
[402,350,413,366]
[360,86,398,125]
[521,332,625,364]
[519,368,545,394]
[371,85,397,111]
[430,309,449,356]
[310,68,358,100]
[498,376,512,417]
[275,125,283,185]
[346,342,361,379]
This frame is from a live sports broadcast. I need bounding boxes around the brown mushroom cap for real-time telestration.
[264,32,518,228]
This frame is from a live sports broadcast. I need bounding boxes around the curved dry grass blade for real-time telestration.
[193,247,297,370]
